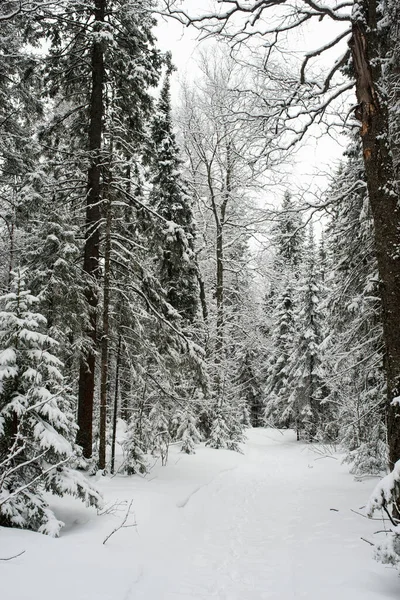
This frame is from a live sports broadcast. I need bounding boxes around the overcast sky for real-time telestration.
[154,4,350,207]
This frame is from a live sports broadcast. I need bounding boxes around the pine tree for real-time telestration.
[176,409,201,454]
[0,9,43,291]
[287,228,327,441]
[275,191,304,271]
[236,349,263,427]
[149,400,170,465]
[121,425,148,476]
[263,280,296,428]
[0,270,101,536]
[25,204,88,370]
[147,61,198,323]
[207,404,245,452]
[39,0,164,460]
[367,459,400,569]
[324,139,386,472]
[263,192,304,430]
[206,409,232,450]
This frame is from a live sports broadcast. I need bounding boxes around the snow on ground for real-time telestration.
[1,428,399,600]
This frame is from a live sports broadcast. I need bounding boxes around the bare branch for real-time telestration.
[103,499,136,545]
[0,550,26,561]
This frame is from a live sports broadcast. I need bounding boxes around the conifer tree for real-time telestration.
[176,408,201,454]
[324,139,386,472]
[275,191,304,271]
[147,60,198,323]
[263,192,304,429]
[25,205,88,371]
[287,228,327,441]
[40,0,164,459]
[121,424,148,475]
[263,280,296,428]
[236,349,263,427]
[0,9,43,291]
[0,270,101,536]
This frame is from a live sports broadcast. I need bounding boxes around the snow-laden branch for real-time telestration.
[300,28,352,85]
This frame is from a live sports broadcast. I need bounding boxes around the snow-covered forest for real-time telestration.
[1,0,400,597]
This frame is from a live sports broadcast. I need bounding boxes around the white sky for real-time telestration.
[154,3,352,208]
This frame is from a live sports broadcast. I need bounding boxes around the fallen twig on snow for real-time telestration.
[361,537,374,547]
[350,508,391,521]
[103,499,136,545]
[0,550,26,561]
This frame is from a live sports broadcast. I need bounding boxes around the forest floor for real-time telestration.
[1,428,400,600]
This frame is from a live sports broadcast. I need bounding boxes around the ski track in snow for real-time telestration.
[1,429,400,600]
[176,466,238,508]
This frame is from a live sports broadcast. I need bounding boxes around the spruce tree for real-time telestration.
[287,228,327,441]
[176,408,201,454]
[40,0,164,460]
[147,61,198,323]
[0,270,101,536]
[236,349,263,427]
[324,139,386,472]
[263,192,304,429]
[263,280,296,428]
[0,9,43,291]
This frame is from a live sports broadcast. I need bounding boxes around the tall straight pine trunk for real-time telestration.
[350,0,400,480]
[110,333,122,475]
[98,191,112,470]
[76,0,106,458]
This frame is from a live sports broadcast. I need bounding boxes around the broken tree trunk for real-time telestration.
[350,0,400,484]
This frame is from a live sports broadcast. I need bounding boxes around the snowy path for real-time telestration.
[2,429,399,600]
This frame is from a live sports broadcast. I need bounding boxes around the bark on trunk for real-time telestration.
[7,218,14,290]
[98,192,112,470]
[387,2,400,180]
[350,0,400,479]
[76,0,106,458]
[196,264,208,324]
[110,333,121,475]
[215,223,224,360]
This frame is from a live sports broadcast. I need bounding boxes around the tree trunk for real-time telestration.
[7,210,14,290]
[110,333,121,475]
[215,222,224,361]
[350,1,400,481]
[196,264,208,324]
[76,0,105,458]
[387,1,400,181]
[98,192,112,470]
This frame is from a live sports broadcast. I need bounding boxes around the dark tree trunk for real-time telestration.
[196,265,208,324]
[387,2,400,180]
[213,141,232,367]
[7,218,14,290]
[76,0,106,458]
[215,222,224,360]
[120,374,130,422]
[110,333,121,475]
[350,1,400,482]
[98,192,112,470]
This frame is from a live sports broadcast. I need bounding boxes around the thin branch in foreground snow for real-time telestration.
[0,550,26,561]
[350,508,391,522]
[103,500,136,545]
[97,499,130,516]
[361,537,374,547]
